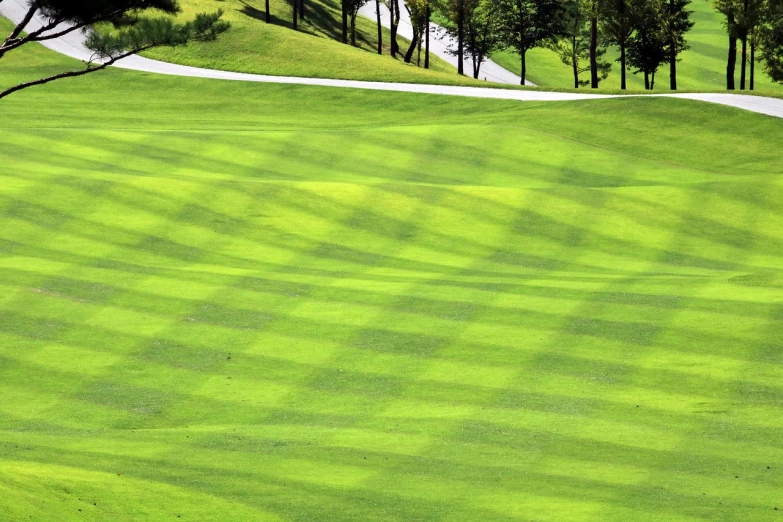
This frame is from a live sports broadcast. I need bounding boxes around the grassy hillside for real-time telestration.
[141,0,479,85]
[1,33,783,521]
[492,0,783,92]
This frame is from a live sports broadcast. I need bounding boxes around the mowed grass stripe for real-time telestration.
[3,176,780,278]
[1,43,782,521]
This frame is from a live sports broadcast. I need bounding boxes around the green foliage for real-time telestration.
[406,0,430,35]
[547,0,611,86]
[85,11,229,59]
[661,0,695,58]
[36,0,181,24]
[626,0,667,85]
[600,0,638,48]
[463,0,503,76]
[497,0,565,66]
[761,11,783,80]
[433,0,504,77]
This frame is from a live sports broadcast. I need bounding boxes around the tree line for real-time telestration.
[3,0,783,97]
[278,0,783,89]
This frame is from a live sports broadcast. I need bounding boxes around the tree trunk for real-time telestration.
[391,0,400,57]
[520,49,526,86]
[293,0,298,30]
[620,43,626,89]
[404,8,418,63]
[590,13,598,88]
[342,0,348,43]
[740,36,747,89]
[727,34,736,90]
[473,53,483,79]
[750,37,755,90]
[458,0,464,75]
[572,42,579,88]
[644,71,650,90]
[375,0,383,54]
[651,71,655,89]
[740,0,748,89]
[669,0,676,89]
[265,0,270,23]
[670,39,677,90]
[350,12,358,46]
[424,4,430,68]
[299,0,305,22]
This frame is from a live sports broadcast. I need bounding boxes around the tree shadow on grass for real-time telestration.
[237,0,379,52]
[237,1,294,29]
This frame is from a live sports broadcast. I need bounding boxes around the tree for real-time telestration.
[344,0,370,45]
[734,0,765,88]
[405,0,430,63]
[715,0,740,88]
[0,0,229,100]
[588,0,600,87]
[292,0,299,30]
[498,0,566,85]
[547,0,610,87]
[425,2,432,67]
[464,0,503,78]
[760,0,783,82]
[266,0,271,23]
[387,0,401,56]
[438,0,501,78]
[342,0,349,43]
[627,0,668,89]
[376,0,383,54]
[662,0,694,89]
[599,0,638,89]
[437,0,467,74]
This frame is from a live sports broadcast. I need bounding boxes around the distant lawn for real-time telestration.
[492,0,783,92]
[141,0,481,85]
[1,29,783,522]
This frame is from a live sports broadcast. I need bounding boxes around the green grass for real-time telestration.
[1,34,783,521]
[140,0,480,85]
[492,0,783,92]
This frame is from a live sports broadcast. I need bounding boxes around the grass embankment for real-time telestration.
[141,0,479,85]
[1,32,783,521]
[492,0,783,92]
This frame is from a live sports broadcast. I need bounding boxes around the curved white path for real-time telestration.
[2,0,783,117]
[357,0,527,85]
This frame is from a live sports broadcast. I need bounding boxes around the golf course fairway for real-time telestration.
[0,39,782,521]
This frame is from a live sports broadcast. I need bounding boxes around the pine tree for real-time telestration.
[0,0,229,100]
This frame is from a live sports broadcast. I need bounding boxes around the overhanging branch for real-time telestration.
[0,45,152,100]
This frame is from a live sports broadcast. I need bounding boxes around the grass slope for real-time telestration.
[141,0,478,85]
[1,37,783,521]
[492,0,783,92]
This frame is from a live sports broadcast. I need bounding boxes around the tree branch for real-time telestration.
[5,1,39,42]
[0,8,126,59]
[0,46,152,100]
